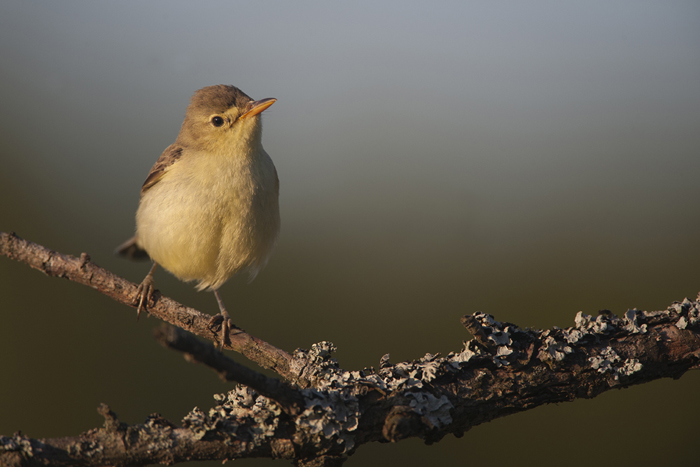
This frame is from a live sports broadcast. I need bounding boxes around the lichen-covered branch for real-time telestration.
[2,233,700,466]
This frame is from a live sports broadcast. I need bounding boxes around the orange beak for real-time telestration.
[240,97,277,119]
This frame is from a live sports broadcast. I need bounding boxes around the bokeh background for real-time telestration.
[2,1,700,466]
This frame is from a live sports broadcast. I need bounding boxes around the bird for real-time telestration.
[116,84,280,349]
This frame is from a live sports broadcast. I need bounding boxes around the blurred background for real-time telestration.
[1,1,699,466]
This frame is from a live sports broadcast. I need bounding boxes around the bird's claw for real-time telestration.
[135,274,156,320]
[208,314,238,350]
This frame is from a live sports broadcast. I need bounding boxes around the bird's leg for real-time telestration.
[212,289,232,350]
[135,262,158,320]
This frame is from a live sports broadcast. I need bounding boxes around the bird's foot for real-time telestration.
[208,313,241,350]
[135,276,154,320]
[134,267,157,320]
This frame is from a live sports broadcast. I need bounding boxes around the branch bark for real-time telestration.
[0,232,302,385]
[153,324,305,415]
[2,232,700,466]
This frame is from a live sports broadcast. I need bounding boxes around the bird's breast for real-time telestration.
[136,149,280,290]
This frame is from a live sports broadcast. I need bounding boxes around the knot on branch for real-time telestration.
[382,406,423,442]
[378,389,453,443]
[98,403,127,433]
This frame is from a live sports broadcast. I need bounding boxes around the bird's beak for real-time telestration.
[240,98,277,119]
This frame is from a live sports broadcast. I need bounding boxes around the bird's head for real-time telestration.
[177,84,276,155]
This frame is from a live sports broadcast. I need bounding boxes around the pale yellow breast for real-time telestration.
[135,148,280,290]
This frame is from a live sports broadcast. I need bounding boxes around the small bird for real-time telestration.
[117,85,280,348]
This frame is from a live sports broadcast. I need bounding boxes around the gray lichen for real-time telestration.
[141,414,175,453]
[67,439,103,458]
[622,309,647,334]
[589,347,621,374]
[291,342,459,444]
[537,333,573,362]
[296,388,359,451]
[182,385,281,445]
[0,433,33,456]
[454,312,525,367]
[449,340,484,364]
[182,407,220,441]
[407,392,453,428]
[177,297,699,456]
[619,358,643,376]
[574,311,614,334]
[589,347,643,380]
[672,297,700,329]
[534,300,690,365]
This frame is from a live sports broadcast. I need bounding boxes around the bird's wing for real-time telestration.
[141,144,184,196]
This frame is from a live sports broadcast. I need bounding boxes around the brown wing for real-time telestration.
[141,144,183,195]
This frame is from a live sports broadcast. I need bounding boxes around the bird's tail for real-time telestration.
[115,236,150,260]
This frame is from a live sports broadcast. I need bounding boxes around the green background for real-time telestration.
[2,2,700,466]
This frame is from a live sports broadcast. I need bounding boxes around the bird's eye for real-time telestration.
[211,116,225,127]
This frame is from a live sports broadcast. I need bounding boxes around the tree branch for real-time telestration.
[0,231,303,385]
[153,324,305,415]
[2,232,700,466]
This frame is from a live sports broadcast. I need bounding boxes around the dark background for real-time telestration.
[2,2,700,466]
